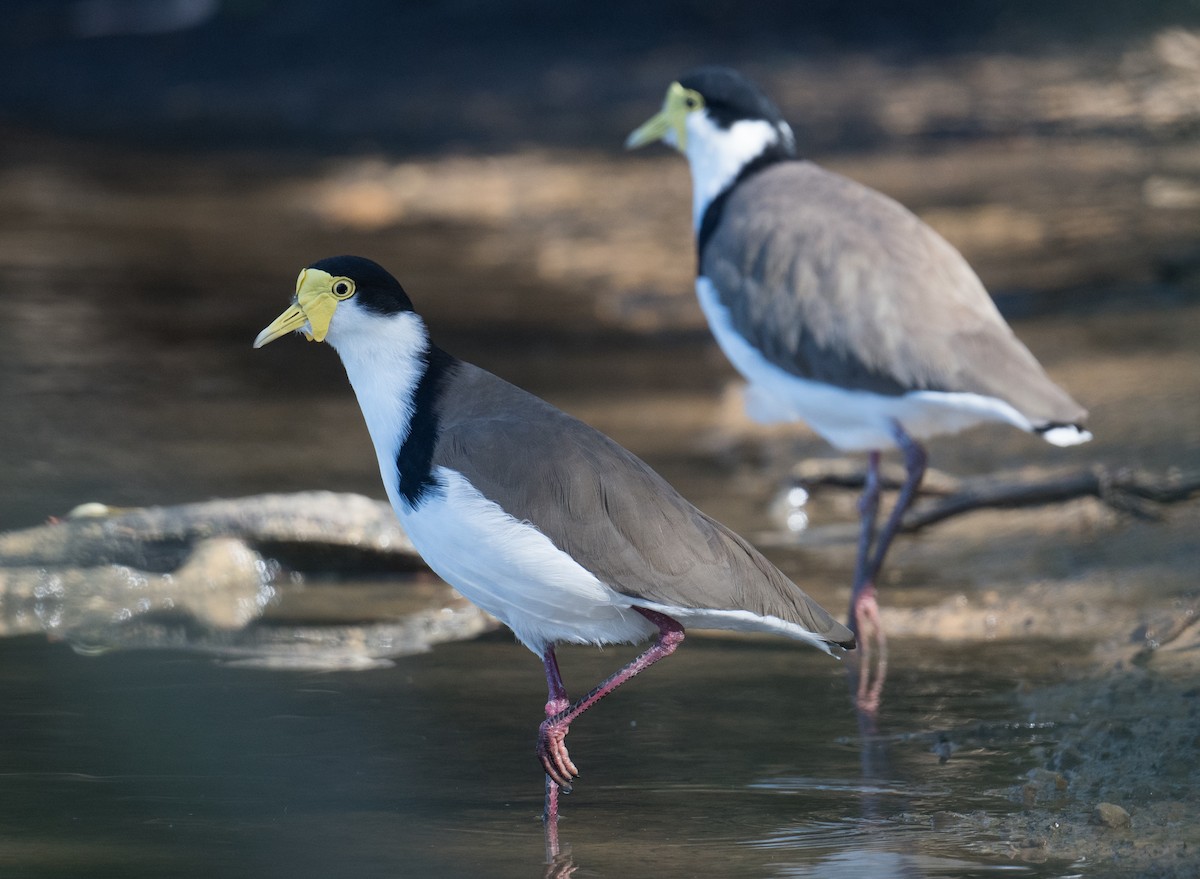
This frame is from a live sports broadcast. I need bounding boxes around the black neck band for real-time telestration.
[696,147,793,271]
[396,345,458,507]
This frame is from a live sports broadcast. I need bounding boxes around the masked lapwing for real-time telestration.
[255,255,854,819]
[626,67,1090,690]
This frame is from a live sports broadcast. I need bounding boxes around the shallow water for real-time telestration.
[0,632,1084,878]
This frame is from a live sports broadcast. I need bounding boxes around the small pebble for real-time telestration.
[1092,802,1131,828]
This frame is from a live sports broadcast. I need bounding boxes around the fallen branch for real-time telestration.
[792,461,1200,532]
[904,466,1200,531]
[791,458,963,495]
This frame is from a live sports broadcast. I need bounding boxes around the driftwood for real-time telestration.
[905,466,1200,530]
[0,493,500,665]
[790,458,963,495]
[64,595,494,670]
[0,491,422,572]
[792,462,1200,532]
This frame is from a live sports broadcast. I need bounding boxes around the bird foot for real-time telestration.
[543,850,578,879]
[537,715,579,791]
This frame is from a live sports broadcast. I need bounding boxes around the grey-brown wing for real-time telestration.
[432,363,851,646]
[701,161,1086,426]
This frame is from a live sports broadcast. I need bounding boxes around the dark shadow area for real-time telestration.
[4,0,1200,153]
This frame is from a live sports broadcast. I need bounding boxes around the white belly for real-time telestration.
[696,277,1038,451]
[394,467,657,654]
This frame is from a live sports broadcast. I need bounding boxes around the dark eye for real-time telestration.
[332,278,355,299]
[684,95,699,109]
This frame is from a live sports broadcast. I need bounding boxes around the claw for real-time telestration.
[540,755,572,788]
[537,718,580,789]
[540,756,574,789]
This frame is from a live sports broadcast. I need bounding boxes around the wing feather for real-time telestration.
[432,363,852,646]
[701,162,1087,426]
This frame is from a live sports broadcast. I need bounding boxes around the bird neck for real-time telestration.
[695,147,796,266]
[685,114,794,228]
[328,310,450,512]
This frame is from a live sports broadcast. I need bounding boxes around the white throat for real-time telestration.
[684,113,789,227]
[325,305,430,510]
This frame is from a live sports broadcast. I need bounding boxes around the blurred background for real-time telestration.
[2,3,1200,877]
[2,0,1199,529]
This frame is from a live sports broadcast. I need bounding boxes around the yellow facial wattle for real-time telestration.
[253,268,355,348]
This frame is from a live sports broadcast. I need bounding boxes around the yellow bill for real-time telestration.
[253,302,310,348]
[624,82,702,152]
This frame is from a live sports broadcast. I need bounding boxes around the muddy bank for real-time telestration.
[952,615,1200,876]
[850,489,1200,876]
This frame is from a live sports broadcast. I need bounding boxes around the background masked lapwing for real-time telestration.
[626,67,1091,690]
[254,255,854,822]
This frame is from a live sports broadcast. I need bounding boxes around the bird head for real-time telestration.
[625,66,796,166]
[254,255,416,349]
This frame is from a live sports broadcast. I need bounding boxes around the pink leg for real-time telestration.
[541,646,571,838]
[544,774,563,861]
[536,608,685,790]
[540,645,576,804]
[851,584,888,716]
[847,424,923,715]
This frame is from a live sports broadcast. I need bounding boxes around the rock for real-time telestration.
[0,537,273,637]
[169,536,276,628]
[1092,802,1132,828]
[1021,767,1069,807]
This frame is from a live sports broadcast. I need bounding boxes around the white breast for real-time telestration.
[394,467,657,654]
[328,309,427,494]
